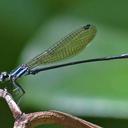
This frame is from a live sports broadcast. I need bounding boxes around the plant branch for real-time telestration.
[0,89,102,128]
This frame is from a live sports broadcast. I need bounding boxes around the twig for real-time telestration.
[0,89,102,128]
[0,89,22,119]
[22,110,102,128]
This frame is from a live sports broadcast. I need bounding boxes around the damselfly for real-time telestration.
[1,24,128,97]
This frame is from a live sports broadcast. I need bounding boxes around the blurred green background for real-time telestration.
[1,0,128,127]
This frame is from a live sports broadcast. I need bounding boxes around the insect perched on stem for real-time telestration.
[0,24,128,98]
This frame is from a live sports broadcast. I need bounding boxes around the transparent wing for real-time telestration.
[26,24,97,69]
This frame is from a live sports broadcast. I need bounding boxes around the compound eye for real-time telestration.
[0,73,3,81]
[0,72,9,81]
[3,72,9,78]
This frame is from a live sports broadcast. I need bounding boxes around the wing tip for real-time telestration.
[83,24,91,30]
[83,24,96,30]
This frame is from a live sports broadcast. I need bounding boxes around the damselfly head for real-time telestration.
[0,72,10,82]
